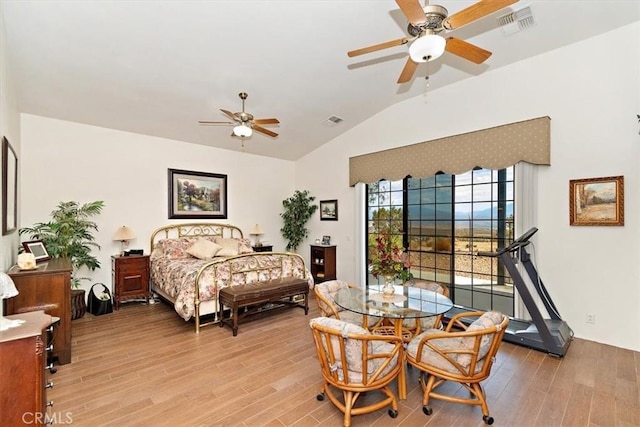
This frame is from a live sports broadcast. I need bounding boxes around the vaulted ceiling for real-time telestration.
[2,1,639,160]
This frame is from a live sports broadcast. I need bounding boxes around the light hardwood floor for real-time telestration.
[48,296,640,426]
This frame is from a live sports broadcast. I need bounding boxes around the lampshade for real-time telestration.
[0,272,18,299]
[233,123,253,138]
[113,225,136,241]
[250,224,264,235]
[409,34,446,63]
[0,272,23,332]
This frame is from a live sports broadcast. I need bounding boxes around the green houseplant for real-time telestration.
[20,201,105,319]
[280,190,318,251]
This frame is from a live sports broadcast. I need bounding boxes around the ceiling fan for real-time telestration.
[198,92,279,138]
[348,0,518,83]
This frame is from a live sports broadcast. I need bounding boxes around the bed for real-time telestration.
[149,223,312,332]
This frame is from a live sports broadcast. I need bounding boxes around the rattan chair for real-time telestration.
[404,279,449,337]
[314,280,367,327]
[406,310,509,425]
[309,317,403,427]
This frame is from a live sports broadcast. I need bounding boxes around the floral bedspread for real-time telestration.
[150,245,312,321]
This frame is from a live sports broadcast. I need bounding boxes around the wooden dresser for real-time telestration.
[0,311,54,426]
[6,258,72,365]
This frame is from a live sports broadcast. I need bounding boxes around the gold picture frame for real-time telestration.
[569,176,624,226]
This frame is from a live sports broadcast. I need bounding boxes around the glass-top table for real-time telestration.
[334,284,453,400]
[334,284,453,321]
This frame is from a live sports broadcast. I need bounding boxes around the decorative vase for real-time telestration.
[382,275,396,298]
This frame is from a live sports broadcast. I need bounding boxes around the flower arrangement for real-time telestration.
[369,229,413,283]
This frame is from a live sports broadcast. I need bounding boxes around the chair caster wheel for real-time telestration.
[423,406,433,415]
[388,409,398,418]
[316,393,325,401]
[483,415,494,425]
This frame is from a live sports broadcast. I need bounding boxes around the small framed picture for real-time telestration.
[322,235,331,245]
[22,239,51,262]
[320,199,338,221]
[569,176,624,226]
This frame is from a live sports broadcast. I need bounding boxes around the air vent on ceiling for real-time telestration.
[497,5,535,36]
[322,115,344,127]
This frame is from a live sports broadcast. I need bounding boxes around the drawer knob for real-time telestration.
[47,400,54,407]
[46,380,54,389]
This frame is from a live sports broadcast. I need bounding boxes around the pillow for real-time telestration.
[186,237,222,260]
[214,237,240,257]
[155,237,199,259]
[238,238,254,254]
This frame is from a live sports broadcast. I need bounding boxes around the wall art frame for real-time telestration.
[168,168,228,219]
[569,175,624,226]
[2,136,17,235]
[22,239,51,262]
[319,199,338,221]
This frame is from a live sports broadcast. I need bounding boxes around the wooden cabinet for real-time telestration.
[310,245,336,283]
[0,311,53,426]
[111,255,150,309]
[6,258,72,365]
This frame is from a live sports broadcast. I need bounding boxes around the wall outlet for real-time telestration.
[586,314,596,324]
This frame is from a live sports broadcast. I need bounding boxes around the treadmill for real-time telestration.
[478,227,572,357]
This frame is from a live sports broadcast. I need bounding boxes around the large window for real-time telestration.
[367,166,515,315]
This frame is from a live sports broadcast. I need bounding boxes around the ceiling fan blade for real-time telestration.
[220,108,239,121]
[198,121,234,125]
[253,124,278,138]
[253,118,280,125]
[395,0,427,25]
[348,37,409,57]
[445,37,492,64]
[397,57,419,84]
[444,0,518,30]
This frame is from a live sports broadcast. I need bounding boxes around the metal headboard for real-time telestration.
[149,222,244,252]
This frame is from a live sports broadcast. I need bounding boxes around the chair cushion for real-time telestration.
[457,311,504,367]
[310,317,397,378]
[407,329,466,373]
[315,280,349,312]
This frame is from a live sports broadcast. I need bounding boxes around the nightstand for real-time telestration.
[252,245,273,252]
[111,255,150,309]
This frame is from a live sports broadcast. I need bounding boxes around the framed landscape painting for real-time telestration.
[569,176,623,226]
[168,168,227,219]
[320,200,338,221]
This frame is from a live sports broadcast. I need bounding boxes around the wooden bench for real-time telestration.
[218,277,309,336]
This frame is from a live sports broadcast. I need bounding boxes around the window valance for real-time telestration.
[349,116,550,186]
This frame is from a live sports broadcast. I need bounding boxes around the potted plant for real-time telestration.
[19,200,105,319]
[280,190,318,251]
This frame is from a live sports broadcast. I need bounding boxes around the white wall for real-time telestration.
[297,23,640,351]
[0,3,21,272]
[19,115,297,293]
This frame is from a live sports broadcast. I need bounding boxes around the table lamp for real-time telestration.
[249,224,264,247]
[0,272,24,331]
[113,225,136,255]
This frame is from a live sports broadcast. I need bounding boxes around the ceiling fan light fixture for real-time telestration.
[409,34,446,63]
[233,123,252,137]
